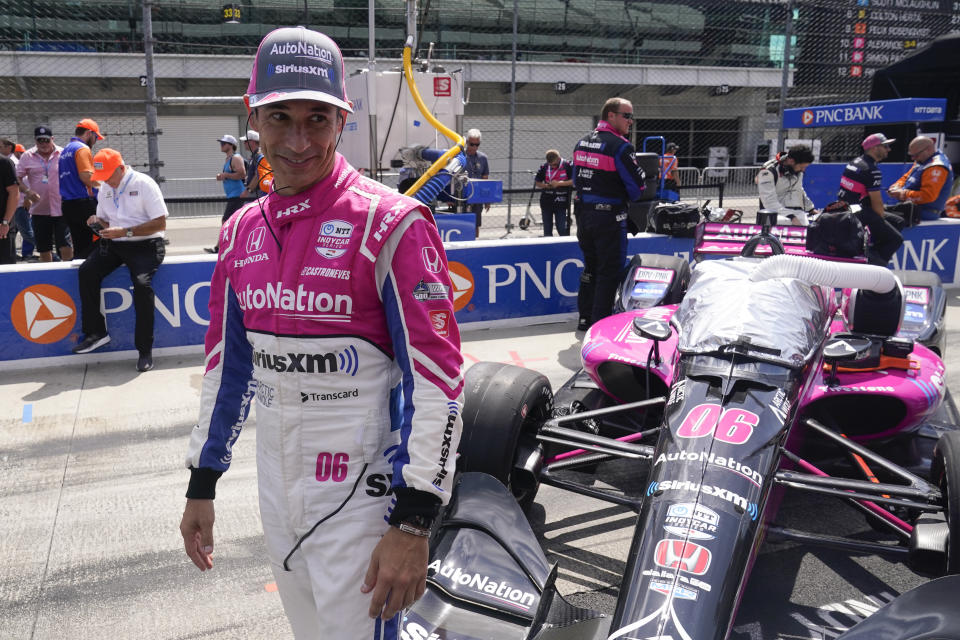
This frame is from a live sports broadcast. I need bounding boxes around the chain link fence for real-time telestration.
[1,0,957,233]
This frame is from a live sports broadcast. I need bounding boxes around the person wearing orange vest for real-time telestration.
[659,142,681,200]
[887,136,954,223]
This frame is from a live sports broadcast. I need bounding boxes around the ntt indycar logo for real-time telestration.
[648,480,758,521]
[427,560,536,611]
[236,282,352,320]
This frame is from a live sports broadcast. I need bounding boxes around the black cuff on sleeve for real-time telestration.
[186,467,223,500]
[388,488,442,527]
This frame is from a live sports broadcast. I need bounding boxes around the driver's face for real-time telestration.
[252,100,344,196]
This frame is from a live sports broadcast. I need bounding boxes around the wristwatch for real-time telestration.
[125,228,134,238]
[0,219,9,226]
[392,513,433,537]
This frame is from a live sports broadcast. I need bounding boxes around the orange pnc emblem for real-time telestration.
[11,284,77,344]
[446,261,475,312]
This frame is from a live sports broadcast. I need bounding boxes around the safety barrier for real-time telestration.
[3,220,960,370]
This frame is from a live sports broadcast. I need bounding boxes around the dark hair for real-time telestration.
[786,145,815,164]
[75,126,90,137]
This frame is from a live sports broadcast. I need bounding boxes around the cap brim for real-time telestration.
[93,132,104,140]
[91,167,115,181]
[247,89,353,113]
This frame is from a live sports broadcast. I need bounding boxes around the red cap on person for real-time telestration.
[91,148,124,181]
[862,133,895,151]
[76,118,105,141]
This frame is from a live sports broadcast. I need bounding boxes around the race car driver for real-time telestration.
[178,27,464,640]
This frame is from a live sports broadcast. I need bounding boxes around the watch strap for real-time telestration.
[395,522,431,537]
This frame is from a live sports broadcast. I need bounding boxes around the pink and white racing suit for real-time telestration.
[184,154,464,639]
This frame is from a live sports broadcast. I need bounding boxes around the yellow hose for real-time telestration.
[401,37,465,198]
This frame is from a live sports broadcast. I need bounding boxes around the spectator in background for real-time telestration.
[59,118,104,259]
[659,142,681,200]
[755,145,817,226]
[72,149,167,373]
[0,137,35,260]
[239,129,272,198]
[837,133,903,265]
[14,143,24,158]
[462,128,489,228]
[205,134,245,254]
[18,127,71,262]
[534,149,573,236]
[0,147,18,263]
[572,97,647,331]
[887,136,954,223]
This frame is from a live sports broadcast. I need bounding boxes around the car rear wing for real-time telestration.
[693,221,868,263]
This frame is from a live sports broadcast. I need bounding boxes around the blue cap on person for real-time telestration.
[862,133,896,150]
[245,27,352,113]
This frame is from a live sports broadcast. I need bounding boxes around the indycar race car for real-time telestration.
[402,215,960,640]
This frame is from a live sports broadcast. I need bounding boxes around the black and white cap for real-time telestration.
[245,27,352,113]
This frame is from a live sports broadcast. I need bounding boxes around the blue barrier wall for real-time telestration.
[3,225,959,367]
[803,163,912,209]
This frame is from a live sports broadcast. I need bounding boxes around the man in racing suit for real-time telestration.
[837,133,904,265]
[572,97,646,331]
[755,145,816,226]
[179,28,464,640]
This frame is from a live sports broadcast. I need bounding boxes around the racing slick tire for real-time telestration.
[458,362,552,511]
[931,430,960,574]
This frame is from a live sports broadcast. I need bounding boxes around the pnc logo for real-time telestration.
[801,110,814,126]
[11,284,77,344]
[446,261,474,312]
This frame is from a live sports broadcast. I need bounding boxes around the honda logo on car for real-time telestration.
[427,560,536,610]
[236,282,352,316]
[664,502,720,540]
[654,539,711,575]
[647,480,759,520]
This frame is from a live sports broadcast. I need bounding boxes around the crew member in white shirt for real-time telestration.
[72,148,168,372]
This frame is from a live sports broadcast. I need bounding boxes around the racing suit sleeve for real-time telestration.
[756,168,783,211]
[615,143,646,202]
[184,220,256,499]
[902,165,950,204]
[375,206,464,521]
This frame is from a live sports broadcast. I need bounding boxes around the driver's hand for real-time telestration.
[361,527,428,619]
[180,499,215,571]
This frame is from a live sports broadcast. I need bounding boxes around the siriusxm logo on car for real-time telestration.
[236,282,352,317]
[253,344,359,375]
[647,480,758,520]
[427,560,536,610]
[663,502,719,540]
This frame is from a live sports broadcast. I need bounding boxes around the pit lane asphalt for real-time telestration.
[2,281,959,640]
